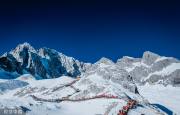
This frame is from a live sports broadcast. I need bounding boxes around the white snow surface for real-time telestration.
[138,84,180,114]
[0,74,166,115]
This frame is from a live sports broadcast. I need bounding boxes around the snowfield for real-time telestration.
[0,74,167,115]
[1,73,179,115]
[138,84,180,114]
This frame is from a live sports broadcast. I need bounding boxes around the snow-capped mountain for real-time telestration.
[0,42,91,79]
[0,42,180,115]
[0,43,179,86]
[117,51,180,86]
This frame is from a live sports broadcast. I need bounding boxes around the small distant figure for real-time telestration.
[127,75,133,81]
[135,87,139,94]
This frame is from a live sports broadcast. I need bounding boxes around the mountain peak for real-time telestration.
[12,42,36,53]
[142,51,160,65]
[20,42,32,47]
[96,57,114,65]
[0,42,91,79]
[143,51,159,57]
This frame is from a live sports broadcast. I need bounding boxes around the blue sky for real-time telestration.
[0,0,180,62]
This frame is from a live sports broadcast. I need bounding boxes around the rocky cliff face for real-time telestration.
[0,43,91,79]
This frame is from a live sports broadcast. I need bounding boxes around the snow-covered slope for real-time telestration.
[0,73,166,115]
[138,84,180,114]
